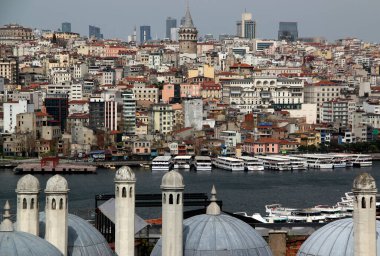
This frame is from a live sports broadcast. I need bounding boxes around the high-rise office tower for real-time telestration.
[236,12,256,39]
[89,25,103,39]
[61,22,71,33]
[166,17,177,39]
[278,22,298,42]
[140,25,151,43]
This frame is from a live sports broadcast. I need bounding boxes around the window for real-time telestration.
[22,198,27,209]
[59,198,63,209]
[31,198,35,209]
[362,197,366,208]
[122,187,127,198]
[169,194,174,204]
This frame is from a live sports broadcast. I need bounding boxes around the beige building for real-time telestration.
[0,57,18,84]
[132,84,159,103]
[152,103,174,134]
[0,24,34,45]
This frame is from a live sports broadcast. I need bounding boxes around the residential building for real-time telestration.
[220,130,241,148]
[122,89,136,134]
[132,84,159,103]
[3,100,32,133]
[0,24,34,45]
[152,103,174,134]
[183,97,203,130]
[0,57,18,84]
[44,94,69,132]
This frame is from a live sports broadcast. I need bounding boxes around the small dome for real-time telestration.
[115,166,136,182]
[353,172,376,190]
[161,170,184,189]
[45,175,69,193]
[151,214,273,256]
[297,218,380,256]
[39,213,113,256]
[16,174,40,193]
[0,231,63,256]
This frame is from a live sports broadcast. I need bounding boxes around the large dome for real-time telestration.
[16,174,40,193]
[151,213,273,256]
[39,213,113,256]
[297,218,380,256]
[0,230,63,256]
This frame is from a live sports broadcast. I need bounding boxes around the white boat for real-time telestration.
[299,154,333,169]
[256,156,291,171]
[312,205,347,220]
[265,204,326,223]
[213,157,245,172]
[151,156,172,172]
[173,155,193,170]
[273,155,307,170]
[352,154,372,167]
[194,156,212,171]
[233,212,268,223]
[238,156,264,171]
[329,153,354,167]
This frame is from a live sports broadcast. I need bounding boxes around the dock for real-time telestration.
[13,163,97,174]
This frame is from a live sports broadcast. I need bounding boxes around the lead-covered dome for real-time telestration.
[16,174,40,193]
[45,175,69,193]
[0,231,63,256]
[161,170,184,189]
[353,172,376,190]
[39,213,113,256]
[115,166,136,182]
[297,218,380,256]
[151,213,273,256]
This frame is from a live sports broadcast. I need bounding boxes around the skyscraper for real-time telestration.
[89,25,103,39]
[61,22,71,33]
[139,25,151,43]
[278,22,298,42]
[236,12,256,39]
[166,17,177,39]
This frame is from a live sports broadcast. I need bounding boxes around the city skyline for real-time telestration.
[1,0,380,42]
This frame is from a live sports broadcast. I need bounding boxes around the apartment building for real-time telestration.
[132,84,159,103]
[151,103,174,134]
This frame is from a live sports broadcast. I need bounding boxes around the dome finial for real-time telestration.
[206,185,221,215]
[0,200,13,232]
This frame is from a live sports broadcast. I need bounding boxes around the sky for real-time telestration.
[1,0,380,42]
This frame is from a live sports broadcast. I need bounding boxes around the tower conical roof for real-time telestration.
[183,3,194,28]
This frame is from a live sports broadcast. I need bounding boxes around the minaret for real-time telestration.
[178,2,198,54]
[115,166,136,256]
[161,170,185,256]
[15,174,40,236]
[45,174,69,256]
[352,172,377,256]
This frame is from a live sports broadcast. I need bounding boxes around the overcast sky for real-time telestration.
[1,0,380,42]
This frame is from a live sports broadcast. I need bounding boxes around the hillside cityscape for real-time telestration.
[0,3,380,256]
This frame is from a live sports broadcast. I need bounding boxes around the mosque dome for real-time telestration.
[161,170,184,189]
[115,166,136,182]
[45,175,69,193]
[353,172,376,190]
[39,213,113,256]
[297,218,380,256]
[0,231,63,256]
[151,213,273,256]
[16,174,40,193]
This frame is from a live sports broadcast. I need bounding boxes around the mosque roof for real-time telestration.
[297,218,380,256]
[150,213,273,256]
[39,213,113,256]
[0,231,63,256]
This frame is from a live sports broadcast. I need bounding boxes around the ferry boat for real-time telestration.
[213,157,245,172]
[299,154,333,169]
[194,156,212,171]
[329,153,353,167]
[151,156,173,172]
[173,155,193,170]
[238,156,264,171]
[274,155,307,170]
[352,154,372,167]
[265,204,326,223]
[256,156,291,171]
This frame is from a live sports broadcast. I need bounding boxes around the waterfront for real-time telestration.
[0,164,378,219]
